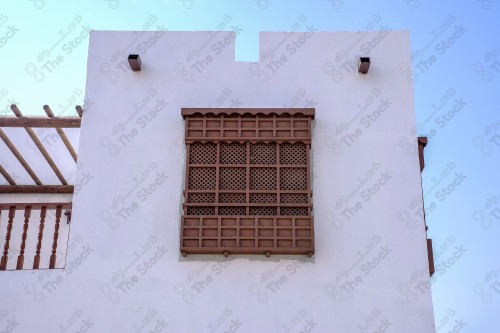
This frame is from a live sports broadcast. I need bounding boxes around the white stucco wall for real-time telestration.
[0,30,435,333]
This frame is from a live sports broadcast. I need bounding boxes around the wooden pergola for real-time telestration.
[0,104,83,270]
[0,104,83,194]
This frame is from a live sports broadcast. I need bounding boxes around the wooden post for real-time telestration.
[49,206,63,269]
[16,206,32,269]
[0,207,16,270]
[33,206,47,269]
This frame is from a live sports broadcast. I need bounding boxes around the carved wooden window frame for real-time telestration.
[180,108,315,257]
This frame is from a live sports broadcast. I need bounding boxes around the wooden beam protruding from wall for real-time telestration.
[75,105,83,118]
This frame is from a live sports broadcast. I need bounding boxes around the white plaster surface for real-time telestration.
[0,30,435,333]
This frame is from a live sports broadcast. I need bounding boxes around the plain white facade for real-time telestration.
[0,30,435,332]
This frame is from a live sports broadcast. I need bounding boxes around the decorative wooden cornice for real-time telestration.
[181,108,315,118]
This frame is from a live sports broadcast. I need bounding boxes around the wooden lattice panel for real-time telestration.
[181,109,315,256]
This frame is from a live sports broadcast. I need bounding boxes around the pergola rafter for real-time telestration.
[0,163,16,186]
[0,104,83,194]
[0,128,42,185]
[43,105,78,163]
[11,105,68,185]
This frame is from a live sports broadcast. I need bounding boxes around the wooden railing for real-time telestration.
[0,203,72,270]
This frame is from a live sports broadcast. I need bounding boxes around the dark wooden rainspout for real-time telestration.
[180,109,315,257]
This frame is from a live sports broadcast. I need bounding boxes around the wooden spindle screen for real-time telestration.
[180,109,315,257]
[0,203,71,270]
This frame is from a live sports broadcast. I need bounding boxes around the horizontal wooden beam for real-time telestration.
[0,116,81,128]
[0,202,72,209]
[0,185,74,194]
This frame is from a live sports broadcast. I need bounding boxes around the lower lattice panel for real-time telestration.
[180,216,314,256]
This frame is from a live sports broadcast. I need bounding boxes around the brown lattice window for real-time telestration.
[180,108,315,257]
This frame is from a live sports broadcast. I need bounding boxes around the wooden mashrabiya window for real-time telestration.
[180,108,315,257]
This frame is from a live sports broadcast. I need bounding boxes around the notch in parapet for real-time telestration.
[128,54,142,71]
[358,57,370,74]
